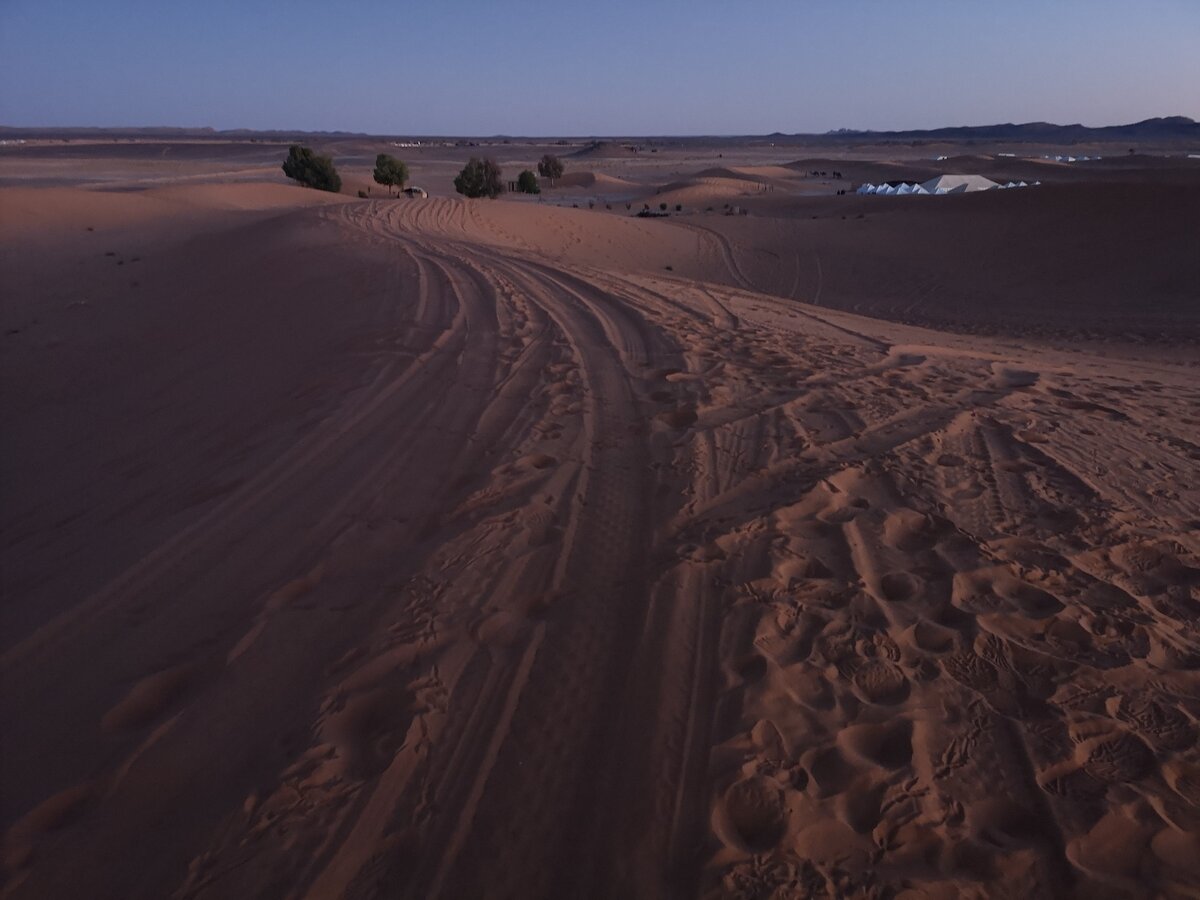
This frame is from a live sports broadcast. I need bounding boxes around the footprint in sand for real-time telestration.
[716,776,789,852]
[1000,582,1065,618]
[837,719,913,770]
[967,796,1045,849]
[906,619,960,654]
[1080,731,1156,785]
[3,782,95,873]
[802,745,859,799]
[882,507,943,552]
[101,664,192,731]
[659,406,698,429]
[879,571,922,603]
[1108,695,1195,752]
[837,781,887,835]
[850,660,910,705]
[941,649,1001,693]
[320,683,415,779]
[1162,758,1200,806]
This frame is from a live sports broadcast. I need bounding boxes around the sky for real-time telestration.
[1,0,1197,135]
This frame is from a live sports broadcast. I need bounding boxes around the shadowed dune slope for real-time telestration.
[680,182,1200,339]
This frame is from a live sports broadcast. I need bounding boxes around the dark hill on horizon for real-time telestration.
[802,116,1199,144]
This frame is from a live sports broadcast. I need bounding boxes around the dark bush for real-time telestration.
[516,169,540,194]
[454,157,504,198]
[373,154,409,195]
[282,145,342,192]
[659,202,668,211]
[675,204,682,212]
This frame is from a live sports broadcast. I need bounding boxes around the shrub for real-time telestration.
[516,169,540,194]
[282,145,342,192]
[357,189,369,198]
[659,202,668,211]
[373,154,409,195]
[454,157,504,198]
[675,204,682,212]
[537,154,565,183]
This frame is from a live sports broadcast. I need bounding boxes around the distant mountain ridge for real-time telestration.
[812,117,1199,143]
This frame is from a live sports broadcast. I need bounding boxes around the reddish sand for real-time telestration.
[2,142,1199,900]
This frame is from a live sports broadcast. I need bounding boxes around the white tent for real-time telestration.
[857,175,1021,198]
[919,174,1000,194]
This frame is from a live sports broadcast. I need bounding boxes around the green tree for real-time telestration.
[373,154,409,196]
[281,145,342,193]
[537,153,564,185]
[454,157,504,199]
[516,170,540,194]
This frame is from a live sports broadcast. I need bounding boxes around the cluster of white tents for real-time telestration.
[856,174,1039,196]
[1040,154,1099,162]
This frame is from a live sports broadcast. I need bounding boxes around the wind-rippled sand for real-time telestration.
[2,165,1199,898]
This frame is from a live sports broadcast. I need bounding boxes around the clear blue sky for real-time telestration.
[2,0,1197,135]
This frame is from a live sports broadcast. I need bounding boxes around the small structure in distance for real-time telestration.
[856,174,1039,196]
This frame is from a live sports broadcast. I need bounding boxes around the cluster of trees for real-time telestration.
[281,145,342,193]
[282,146,569,201]
[283,146,413,197]
[454,157,505,198]
[453,153,567,199]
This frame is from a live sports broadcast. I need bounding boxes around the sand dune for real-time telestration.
[695,166,805,185]
[553,170,639,191]
[648,177,770,207]
[0,182,341,239]
[680,182,1200,340]
[2,153,1199,900]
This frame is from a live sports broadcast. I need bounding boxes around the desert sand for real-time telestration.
[2,138,1199,899]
